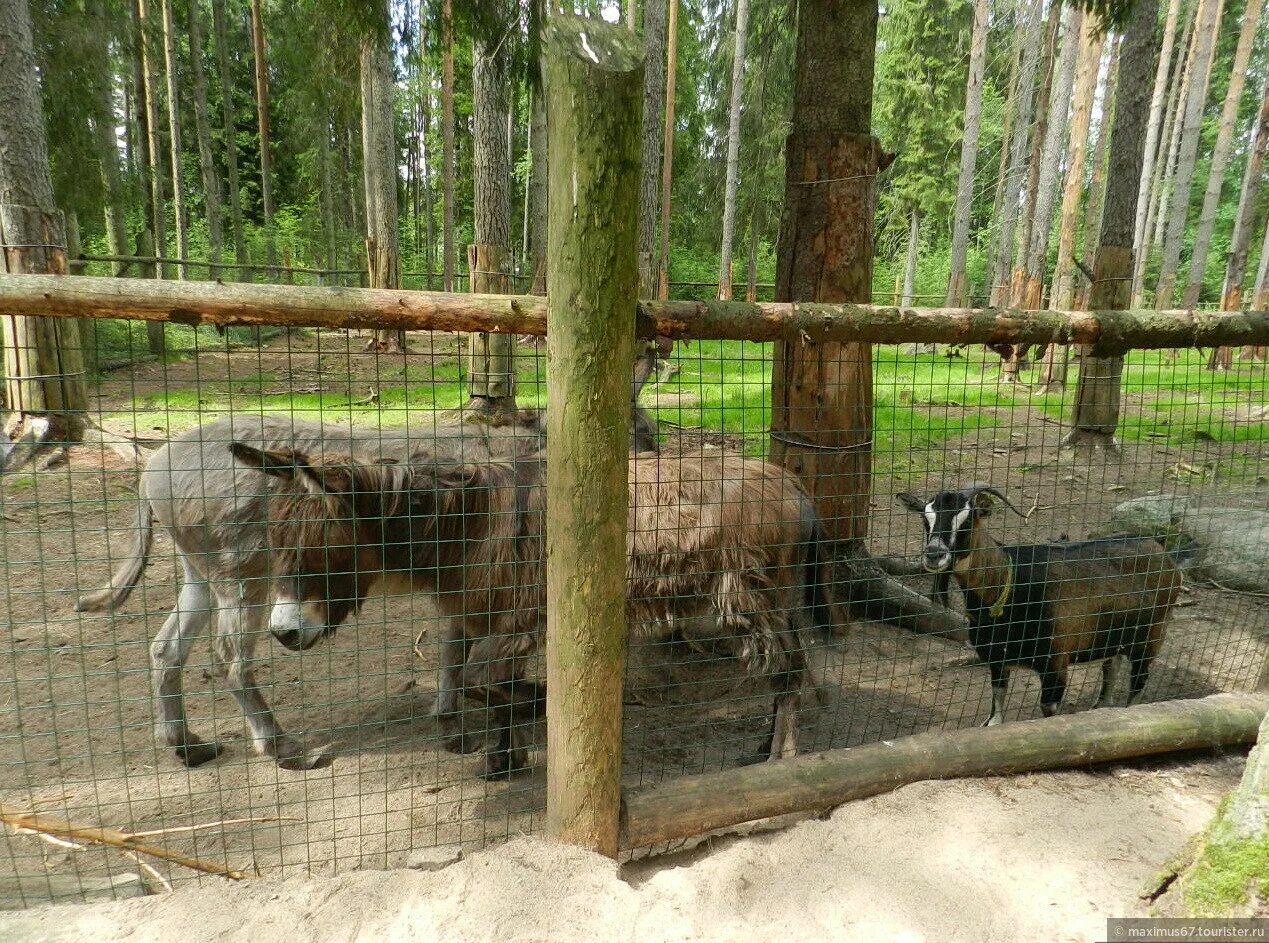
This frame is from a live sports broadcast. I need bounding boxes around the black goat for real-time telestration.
[898,483,1183,726]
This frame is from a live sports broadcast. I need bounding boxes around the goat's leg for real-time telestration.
[213,581,325,770]
[1095,655,1122,708]
[982,662,1009,726]
[1038,658,1069,717]
[151,563,220,767]
[1125,639,1159,705]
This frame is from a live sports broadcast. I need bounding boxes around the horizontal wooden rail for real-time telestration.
[0,274,1266,349]
[78,253,366,277]
[621,692,1269,850]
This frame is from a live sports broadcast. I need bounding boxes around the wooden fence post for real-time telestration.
[544,13,643,858]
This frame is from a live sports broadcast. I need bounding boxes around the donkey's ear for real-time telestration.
[230,442,294,476]
[896,491,927,513]
[230,443,326,495]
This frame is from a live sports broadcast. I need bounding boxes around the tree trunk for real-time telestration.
[901,210,919,307]
[136,0,168,286]
[360,30,402,352]
[422,70,435,288]
[1066,0,1158,453]
[210,0,247,272]
[160,0,187,280]
[249,0,275,271]
[530,84,548,295]
[990,0,1044,306]
[1247,213,1269,361]
[467,4,517,420]
[717,0,750,301]
[1011,1,1063,311]
[987,20,1023,306]
[0,0,88,468]
[1079,38,1120,301]
[1153,0,1221,308]
[1142,8,1195,289]
[1209,82,1269,370]
[946,0,988,307]
[319,113,337,272]
[1020,7,1081,308]
[770,0,909,648]
[86,0,129,276]
[1183,0,1262,308]
[441,0,455,292]
[637,0,666,297]
[1049,17,1103,313]
[1132,0,1185,301]
[656,0,678,301]
[187,0,224,279]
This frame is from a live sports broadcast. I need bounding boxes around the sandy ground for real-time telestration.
[0,755,1247,943]
[0,336,1264,916]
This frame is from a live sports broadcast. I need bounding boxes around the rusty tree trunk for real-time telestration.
[770,0,884,555]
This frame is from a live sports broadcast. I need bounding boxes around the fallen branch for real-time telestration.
[0,803,247,879]
[621,692,1269,849]
[122,815,301,840]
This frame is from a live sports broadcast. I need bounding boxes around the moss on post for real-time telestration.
[543,14,643,858]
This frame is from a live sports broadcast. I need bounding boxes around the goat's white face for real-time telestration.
[898,490,981,573]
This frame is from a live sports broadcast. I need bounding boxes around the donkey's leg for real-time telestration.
[151,560,220,767]
[213,580,323,770]
[430,616,469,721]
[766,642,807,761]
[456,636,536,777]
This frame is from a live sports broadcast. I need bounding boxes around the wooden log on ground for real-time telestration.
[543,14,643,859]
[621,692,1269,850]
[2,274,1267,349]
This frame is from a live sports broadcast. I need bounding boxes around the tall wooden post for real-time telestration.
[544,14,643,858]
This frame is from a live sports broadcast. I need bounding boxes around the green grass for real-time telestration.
[105,356,549,433]
[644,341,1015,457]
[1183,795,1269,917]
[99,340,1265,459]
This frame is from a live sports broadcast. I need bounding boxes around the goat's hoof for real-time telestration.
[175,737,223,768]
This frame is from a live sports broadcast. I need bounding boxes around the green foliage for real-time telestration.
[874,0,971,231]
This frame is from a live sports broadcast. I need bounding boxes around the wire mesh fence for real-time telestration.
[1,306,1265,907]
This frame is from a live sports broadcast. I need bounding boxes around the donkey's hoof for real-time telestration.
[175,736,223,768]
[444,732,485,755]
[481,749,527,780]
[275,737,333,771]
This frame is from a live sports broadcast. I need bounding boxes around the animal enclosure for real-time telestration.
[0,283,1265,906]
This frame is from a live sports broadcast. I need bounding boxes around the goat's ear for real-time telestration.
[896,492,927,513]
[970,491,995,516]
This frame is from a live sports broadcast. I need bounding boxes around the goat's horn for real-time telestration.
[959,482,1029,518]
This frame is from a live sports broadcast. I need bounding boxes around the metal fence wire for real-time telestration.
[1,310,1265,907]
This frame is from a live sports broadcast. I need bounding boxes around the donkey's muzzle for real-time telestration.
[273,628,305,651]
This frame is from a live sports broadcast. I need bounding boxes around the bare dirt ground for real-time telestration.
[0,335,1265,913]
[0,755,1249,943]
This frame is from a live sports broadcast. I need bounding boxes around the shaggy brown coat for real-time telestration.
[233,445,841,776]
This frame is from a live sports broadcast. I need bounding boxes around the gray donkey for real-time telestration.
[77,414,552,769]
